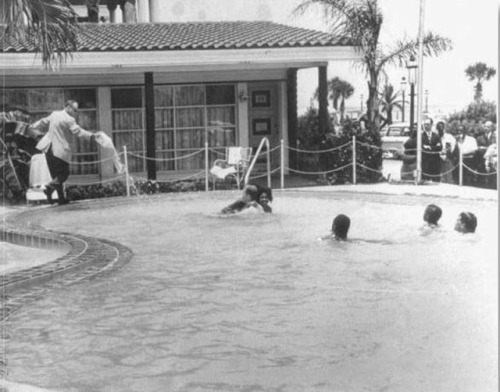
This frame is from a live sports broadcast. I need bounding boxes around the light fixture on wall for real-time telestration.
[238,90,249,102]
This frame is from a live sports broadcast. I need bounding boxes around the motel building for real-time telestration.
[1,0,358,183]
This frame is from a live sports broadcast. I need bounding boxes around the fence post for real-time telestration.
[205,142,209,192]
[352,135,357,185]
[459,147,463,186]
[280,139,285,189]
[123,146,130,197]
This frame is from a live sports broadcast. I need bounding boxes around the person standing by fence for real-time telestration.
[436,120,457,184]
[421,118,442,181]
[454,124,478,186]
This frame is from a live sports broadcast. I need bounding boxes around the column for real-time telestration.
[145,72,156,180]
[149,0,163,22]
[318,65,329,136]
[137,0,150,22]
[121,0,137,23]
[107,0,118,23]
[97,87,114,179]
[237,83,249,146]
[286,68,298,169]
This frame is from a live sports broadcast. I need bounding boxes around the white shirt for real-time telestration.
[441,133,456,153]
[484,143,497,169]
[457,135,478,156]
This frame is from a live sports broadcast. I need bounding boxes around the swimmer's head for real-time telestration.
[423,204,442,225]
[257,186,273,203]
[332,214,350,240]
[455,212,477,233]
[258,191,270,206]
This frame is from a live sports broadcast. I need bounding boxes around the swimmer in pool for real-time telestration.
[454,212,477,234]
[331,214,350,240]
[423,204,442,227]
[221,183,273,214]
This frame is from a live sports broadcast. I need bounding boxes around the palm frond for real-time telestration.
[4,0,80,69]
[378,32,453,71]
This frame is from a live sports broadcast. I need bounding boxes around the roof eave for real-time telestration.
[1,46,360,75]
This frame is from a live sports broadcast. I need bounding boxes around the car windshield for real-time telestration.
[387,127,410,137]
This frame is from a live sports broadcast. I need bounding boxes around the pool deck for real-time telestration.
[0,182,497,321]
[284,182,498,201]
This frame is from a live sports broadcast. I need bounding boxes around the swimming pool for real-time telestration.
[3,191,498,391]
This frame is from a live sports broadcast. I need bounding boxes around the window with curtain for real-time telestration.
[1,87,98,175]
[154,84,236,172]
[111,87,144,173]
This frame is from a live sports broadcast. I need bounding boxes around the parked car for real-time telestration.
[381,122,411,159]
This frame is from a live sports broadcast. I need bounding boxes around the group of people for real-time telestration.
[328,204,477,241]
[220,183,273,214]
[219,183,478,238]
[401,118,497,188]
[422,204,477,233]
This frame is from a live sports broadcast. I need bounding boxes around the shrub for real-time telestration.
[66,178,206,201]
[296,108,384,184]
[446,100,497,135]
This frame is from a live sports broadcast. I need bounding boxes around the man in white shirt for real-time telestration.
[455,124,478,186]
[31,100,96,204]
[456,125,478,156]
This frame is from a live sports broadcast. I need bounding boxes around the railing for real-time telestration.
[244,137,271,188]
[31,137,495,199]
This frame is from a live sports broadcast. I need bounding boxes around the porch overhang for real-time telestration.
[1,46,360,76]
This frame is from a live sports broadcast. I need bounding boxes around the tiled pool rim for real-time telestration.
[1,199,134,323]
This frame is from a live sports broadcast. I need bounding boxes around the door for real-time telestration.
[247,83,280,170]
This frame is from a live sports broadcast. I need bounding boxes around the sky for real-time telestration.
[144,0,498,117]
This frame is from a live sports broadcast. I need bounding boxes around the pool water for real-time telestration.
[0,242,68,275]
[3,192,498,392]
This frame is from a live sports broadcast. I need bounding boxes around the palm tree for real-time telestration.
[379,83,402,127]
[314,77,355,121]
[465,62,496,102]
[2,0,79,69]
[295,0,452,133]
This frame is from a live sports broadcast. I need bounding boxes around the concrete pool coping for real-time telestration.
[284,182,498,202]
[0,182,497,320]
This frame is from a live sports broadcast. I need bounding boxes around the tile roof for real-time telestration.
[1,21,353,53]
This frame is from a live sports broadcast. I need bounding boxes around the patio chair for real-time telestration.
[210,146,252,189]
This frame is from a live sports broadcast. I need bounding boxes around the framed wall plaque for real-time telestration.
[251,90,271,108]
[252,118,271,136]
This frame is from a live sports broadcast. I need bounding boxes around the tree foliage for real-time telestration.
[314,77,355,122]
[446,100,497,136]
[465,62,496,102]
[294,0,452,133]
[379,83,402,126]
[2,0,80,69]
[296,107,383,184]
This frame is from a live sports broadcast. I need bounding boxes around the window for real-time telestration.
[154,84,237,172]
[111,87,144,173]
